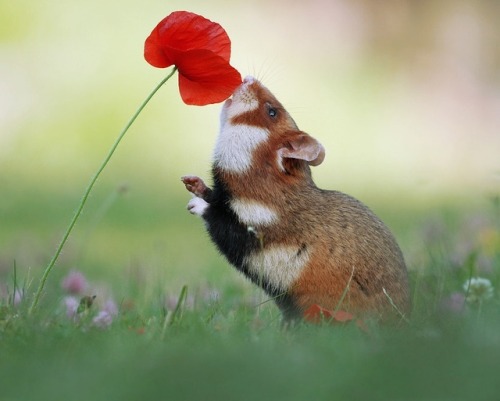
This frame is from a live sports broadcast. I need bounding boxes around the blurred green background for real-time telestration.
[1,0,499,297]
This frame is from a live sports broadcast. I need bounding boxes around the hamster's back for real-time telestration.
[287,188,411,319]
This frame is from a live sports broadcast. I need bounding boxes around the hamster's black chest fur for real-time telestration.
[202,173,259,270]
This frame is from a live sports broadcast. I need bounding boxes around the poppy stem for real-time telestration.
[28,67,178,315]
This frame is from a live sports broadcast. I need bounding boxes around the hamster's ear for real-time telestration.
[278,132,325,166]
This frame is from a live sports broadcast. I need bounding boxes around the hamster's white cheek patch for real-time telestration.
[230,199,278,226]
[244,246,310,291]
[213,124,269,173]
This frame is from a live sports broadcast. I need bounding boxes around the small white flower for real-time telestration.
[64,296,80,319]
[463,277,494,304]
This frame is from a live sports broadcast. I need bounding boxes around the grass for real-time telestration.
[0,183,499,401]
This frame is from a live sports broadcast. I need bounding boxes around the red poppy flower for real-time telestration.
[144,11,242,105]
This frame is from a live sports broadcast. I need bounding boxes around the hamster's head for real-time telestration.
[214,76,325,178]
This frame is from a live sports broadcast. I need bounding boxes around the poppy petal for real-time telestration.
[304,304,356,325]
[144,32,175,68]
[303,304,334,323]
[332,310,355,322]
[144,45,185,69]
[144,11,232,68]
[176,50,242,105]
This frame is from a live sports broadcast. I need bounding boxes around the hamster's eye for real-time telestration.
[266,104,278,119]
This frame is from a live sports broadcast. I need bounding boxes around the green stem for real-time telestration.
[28,67,178,315]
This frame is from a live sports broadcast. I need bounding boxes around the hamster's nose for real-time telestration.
[243,75,256,84]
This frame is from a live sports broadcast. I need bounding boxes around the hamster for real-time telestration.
[182,76,410,321]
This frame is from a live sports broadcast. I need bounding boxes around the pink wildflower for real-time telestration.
[102,298,119,316]
[61,270,88,294]
[92,310,114,329]
[91,298,118,329]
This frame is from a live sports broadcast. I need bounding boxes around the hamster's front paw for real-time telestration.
[181,175,210,198]
[187,197,209,217]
